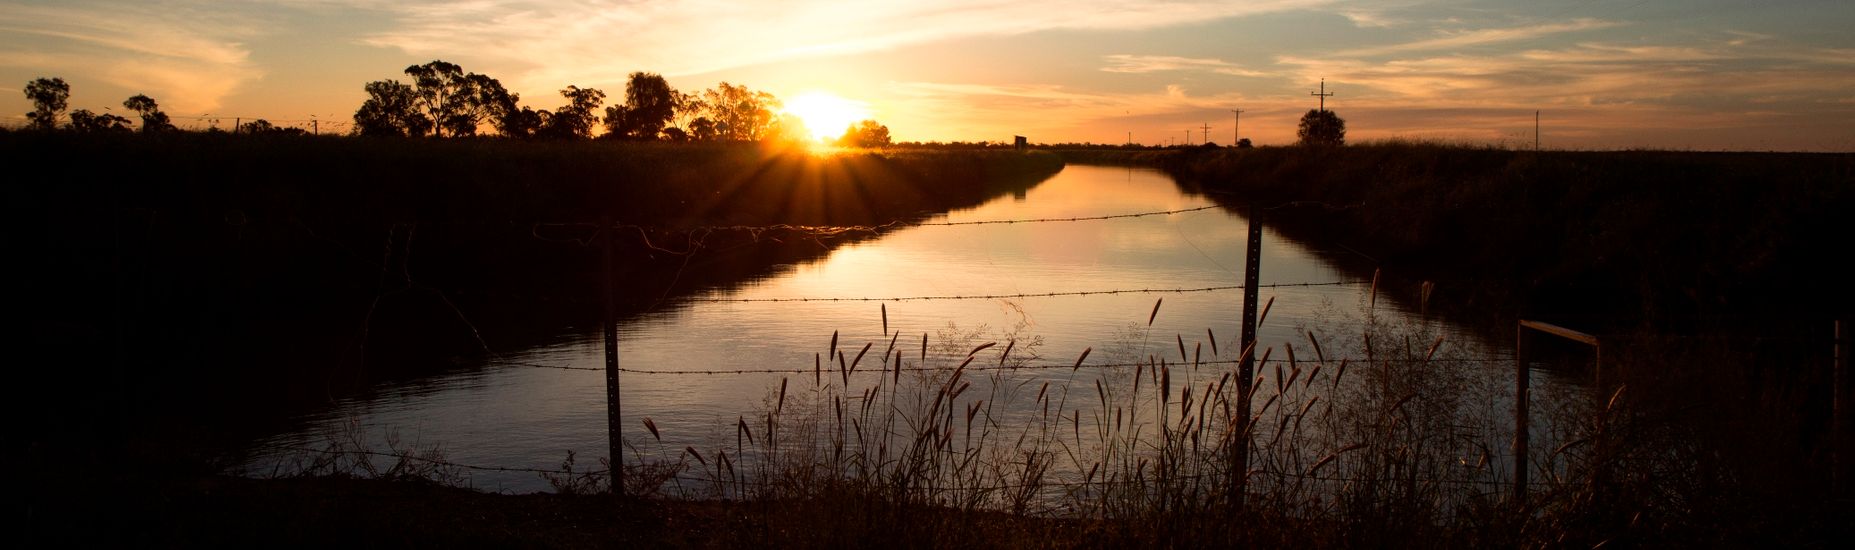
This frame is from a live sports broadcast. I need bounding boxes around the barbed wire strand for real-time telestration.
[699,280,1366,303]
[531,205,1224,243]
[488,354,1513,375]
[259,445,606,476]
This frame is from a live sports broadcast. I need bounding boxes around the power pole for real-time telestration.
[1311,78,1335,112]
[1185,130,1191,145]
[1535,111,1540,151]
[1230,109,1245,145]
[1200,122,1213,145]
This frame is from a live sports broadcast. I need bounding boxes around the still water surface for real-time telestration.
[245,165,1517,492]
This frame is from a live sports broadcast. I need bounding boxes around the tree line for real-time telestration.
[354,60,888,145]
[17,60,894,146]
[20,77,193,134]
[20,76,310,136]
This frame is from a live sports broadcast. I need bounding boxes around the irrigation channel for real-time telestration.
[241,164,1582,496]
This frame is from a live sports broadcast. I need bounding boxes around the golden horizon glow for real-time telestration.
[783,91,871,142]
[2,1,1851,150]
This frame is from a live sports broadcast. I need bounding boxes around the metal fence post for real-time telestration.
[1514,322,1530,507]
[603,217,625,495]
[1836,318,1849,497]
[1233,202,1262,508]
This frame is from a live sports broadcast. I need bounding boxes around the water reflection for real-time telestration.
[248,165,1527,493]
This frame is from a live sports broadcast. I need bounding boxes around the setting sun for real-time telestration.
[784,91,870,142]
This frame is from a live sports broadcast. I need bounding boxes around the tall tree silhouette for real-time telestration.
[540,85,604,140]
[354,80,430,137]
[122,94,173,133]
[404,60,517,137]
[603,72,677,140]
[466,75,542,138]
[700,82,779,141]
[24,77,70,131]
[1296,109,1345,147]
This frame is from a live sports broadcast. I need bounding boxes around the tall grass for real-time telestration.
[557,293,1607,547]
[235,280,1847,545]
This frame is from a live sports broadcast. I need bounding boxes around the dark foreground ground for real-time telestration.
[30,470,1087,549]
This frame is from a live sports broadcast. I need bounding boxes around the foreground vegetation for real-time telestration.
[108,292,1848,548]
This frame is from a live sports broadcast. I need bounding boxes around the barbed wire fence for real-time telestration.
[252,200,1567,506]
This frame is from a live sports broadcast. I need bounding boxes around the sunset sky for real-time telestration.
[3,0,1852,150]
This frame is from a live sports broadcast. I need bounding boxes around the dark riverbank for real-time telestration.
[9,133,1060,450]
[1059,145,1855,333]
[1058,145,1855,547]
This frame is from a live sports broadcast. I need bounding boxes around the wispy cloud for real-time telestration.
[1337,18,1620,57]
[0,1,263,113]
[354,0,1331,90]
[1100,55,1271,77]
[881,80,1258,141]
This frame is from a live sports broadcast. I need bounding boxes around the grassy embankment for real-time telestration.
[1061,144,1855,329]
[9,131,1060,462]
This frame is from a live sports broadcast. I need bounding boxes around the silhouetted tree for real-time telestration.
[539,85,604,140]
[354,80,430,137]
[662,126,689,142]
[69,109,131,133]
[688,116,717,141]
[498,106,545,139]
[837,119,892,147]
[600,105,632,139]
[603,72,676,140]
[700,82,779,141]
[1296,109,1345,147]
[1237,138,1253,148]
[404,60,517,137]
[235,118,308,136]
[122,94,173,133]
[471,73,532,137]
[670,91,705,137]
[24,77,70,131]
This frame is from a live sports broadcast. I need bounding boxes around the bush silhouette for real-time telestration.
[1296,109,1345,147]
